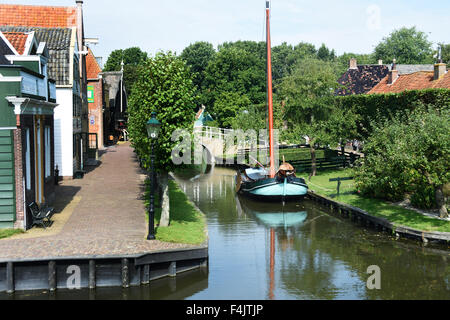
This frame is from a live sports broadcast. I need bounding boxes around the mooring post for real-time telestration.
[6,262,14,294]
[48,261,56,292]
[122,258,130,288]
[89,260,96,289]
[141,264,150,285]
[169,261,176,277]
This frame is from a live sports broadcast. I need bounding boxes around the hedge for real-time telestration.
[334,88,450,138]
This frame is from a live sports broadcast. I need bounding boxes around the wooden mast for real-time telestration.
[266,0,275,178]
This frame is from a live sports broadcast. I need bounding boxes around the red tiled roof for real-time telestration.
[2,31,28,55]
[86,48,101,79]
[369,71,450,94]
[0,4,77,28]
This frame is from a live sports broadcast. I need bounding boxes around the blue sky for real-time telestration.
[3,0,450,64]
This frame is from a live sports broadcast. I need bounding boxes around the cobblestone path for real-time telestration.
[0,142,193,261]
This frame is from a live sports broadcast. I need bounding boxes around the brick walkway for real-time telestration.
[0,142,194,261]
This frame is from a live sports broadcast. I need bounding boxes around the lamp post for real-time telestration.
[146,112,161,240]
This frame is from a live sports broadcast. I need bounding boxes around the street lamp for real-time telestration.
[146,112,161,240]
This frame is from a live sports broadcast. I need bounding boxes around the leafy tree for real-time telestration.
[373,27,434,64]
[272,42,317,83]
[203,45,266,116]
[103,47,149,96]
[231,104,266,132]
[277,58,339,176]
[180,42,216,100]
[317,44,336,62]
[355,109,449,217]
[438,43,450,64]
[127,52,197,226]
[212,91,252,128]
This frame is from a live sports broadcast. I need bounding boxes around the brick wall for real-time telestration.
[88,79,104,148]
[13,127,24,230]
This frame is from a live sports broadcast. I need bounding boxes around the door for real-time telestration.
[34,116,44,204]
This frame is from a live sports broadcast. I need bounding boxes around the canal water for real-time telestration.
[5,167,449,300]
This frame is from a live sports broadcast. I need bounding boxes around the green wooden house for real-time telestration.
[0,31,57,229]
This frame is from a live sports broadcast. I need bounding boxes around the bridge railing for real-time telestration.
[193,126,269,153]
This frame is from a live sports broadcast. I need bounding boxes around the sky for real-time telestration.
[2,0,450,66]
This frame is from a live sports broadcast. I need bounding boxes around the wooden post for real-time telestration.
[168,262,176,277]
[6,262,14,294]
[142,265,150,285]
[89,260,96,289]
[48,261,56,292]
[122,258,130,288]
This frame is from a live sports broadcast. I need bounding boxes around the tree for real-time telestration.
[438,43,450,64]
[127,52,197,226]
[103,47,149,96]
[373,27,434,64]
[317,44,336,62]
[212,91,252,128]
[277,58,339,176]
[272,42,317,83]
[180,42,216,99]
[203,44,266,118]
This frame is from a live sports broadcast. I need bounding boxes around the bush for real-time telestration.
[334,89,450,138]
[355,108,450,210]
[411,184,436,210]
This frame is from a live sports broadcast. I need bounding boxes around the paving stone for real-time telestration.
[0,142,194,261]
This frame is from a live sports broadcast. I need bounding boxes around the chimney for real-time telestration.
[76,1,84,51]
[434,63,446,80]
[388,60,398,85]
[349,58,357,70]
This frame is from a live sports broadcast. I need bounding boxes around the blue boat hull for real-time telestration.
[237,174,308,202]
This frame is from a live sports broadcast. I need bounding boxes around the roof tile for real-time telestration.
[0,4,77,28]
[369,70,450,94]
[2,31,28,55]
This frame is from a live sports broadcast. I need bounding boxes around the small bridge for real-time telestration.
[193,126,269,165]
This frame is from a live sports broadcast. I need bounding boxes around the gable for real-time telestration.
[0,26,73,86]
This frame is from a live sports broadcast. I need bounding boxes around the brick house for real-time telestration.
[0,1,90,179]
[368,62,449,94]
[0,31,57,229]
[86,48,105,150]
[336,58,436,96]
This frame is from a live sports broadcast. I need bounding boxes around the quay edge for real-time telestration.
[0,246,208,294]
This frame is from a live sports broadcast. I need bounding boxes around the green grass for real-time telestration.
[299,169,450,233]
[145,179,207,245]
[0,229,24,240]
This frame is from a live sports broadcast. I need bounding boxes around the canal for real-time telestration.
[4,167,449,300]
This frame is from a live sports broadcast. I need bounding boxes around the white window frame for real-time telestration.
[25,128,31,190]
[45,126,51,178]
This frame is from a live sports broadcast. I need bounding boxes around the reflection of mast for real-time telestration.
[269,228,275,300]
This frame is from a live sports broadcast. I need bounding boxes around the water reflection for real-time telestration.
[4,167,448,300]
[176,167,450,300]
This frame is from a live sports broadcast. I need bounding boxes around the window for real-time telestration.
[45,126,51,178]
[25,128,31,190]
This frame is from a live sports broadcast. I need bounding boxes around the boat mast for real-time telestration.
[266,0,275,178]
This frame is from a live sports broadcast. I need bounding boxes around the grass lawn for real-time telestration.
[0,229,24,240]
[145,179,207,245]
[299,169,450,233]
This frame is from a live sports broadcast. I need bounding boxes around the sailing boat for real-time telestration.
[235,1,308,202]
